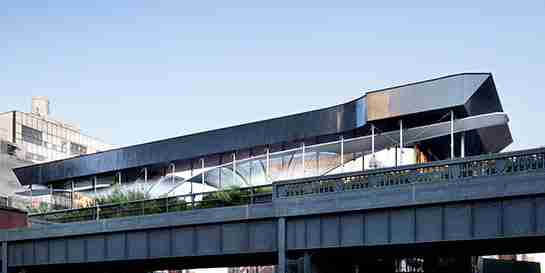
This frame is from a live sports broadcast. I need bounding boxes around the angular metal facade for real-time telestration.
[13,73,513,186]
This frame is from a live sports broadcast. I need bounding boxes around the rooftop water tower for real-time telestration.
[31,96,50,117]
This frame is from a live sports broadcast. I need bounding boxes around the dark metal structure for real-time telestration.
[13,73,512,187]
[2,147,545,273]
[3,73,531,273]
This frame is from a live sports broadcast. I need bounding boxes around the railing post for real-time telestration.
[461,132,465,158]
[96,203,100,221]
[166,197,169,213]
[399,119,403,166]
[450,110,455,159]
[272,183,278,199]
[141,201,145,216]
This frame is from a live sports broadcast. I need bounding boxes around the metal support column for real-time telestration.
[451,110,455,159]
[371,124,376,169]
[201,158,205,191]
[232,153,236,185]
[266,148,270,182]
[302,143,306,177]
[49,184,53,208]
[70,180,75,209]
[29,183,33,209]
[340,136,344,172]
[92,176,97,194]
[316,149,320,176]
[2,241,7,273]
[170,163,176,183]
[190,162,194,195]
[399,119,403,166]
[144,167,148,183]
[278,217,286,273]
[461,132,466,158]
[304,252,312,273]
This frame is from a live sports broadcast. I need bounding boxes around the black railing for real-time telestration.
[30,185,272,223]
[273,147,545,198]
[0,196,8,208]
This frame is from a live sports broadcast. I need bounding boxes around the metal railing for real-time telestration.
[30,185,272,223]
[0,195,8,208]
[273,147,545,198]
[29,147,545,223]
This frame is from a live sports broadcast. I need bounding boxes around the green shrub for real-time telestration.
[198,186,250,208]
[95,185,150,205]
[27,202,52,214]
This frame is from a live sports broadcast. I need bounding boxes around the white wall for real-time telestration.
[0,111,13,142]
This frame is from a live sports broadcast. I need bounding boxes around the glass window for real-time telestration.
[70,142,87,155]
[22,125,43,146]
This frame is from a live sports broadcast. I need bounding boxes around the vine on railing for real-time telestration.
[274,149,545,198]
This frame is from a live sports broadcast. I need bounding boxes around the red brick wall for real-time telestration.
[0,208,28,229]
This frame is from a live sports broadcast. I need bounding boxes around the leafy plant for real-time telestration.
[198,186,250,208]
[27,202,52,214]
[95,185,150,205]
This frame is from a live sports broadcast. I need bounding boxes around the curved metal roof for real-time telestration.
[13,73,513,185]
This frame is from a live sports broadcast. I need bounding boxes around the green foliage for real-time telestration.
[27,202,52,214]
[95,185,150,205]
[198,186,251,208]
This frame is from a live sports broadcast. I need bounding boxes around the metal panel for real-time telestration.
[286,220,296,250]
[416,206,442,242]
[49,239,66,264]
[149,229,171,258]
[391,209,414,244]
[340,214,363,247]
[294,219,306,249]
[13,242,25,265]
[444,204,471,240]
[13,243,23,266]
[127,231,147,259]
[105,233,126,261]
[35,240,49,265]
[537,197,545,233]
[365,211,389,245]
[221,223,248,253]
[248,220,276,252]
[173,227,195,257]
[7,244,15,267]
[473,201,501,238]
[85,235,105,262]
[306,217,321,249]
[196,225,221,255]
[22,241,34,265]
[321,215,339,248]
[503,198,533,236]
[67,238,85,264]
[367,73,487,121]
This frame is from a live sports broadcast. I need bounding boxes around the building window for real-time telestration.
[25,152,46,162]
[22,125,43,146]
[70,142,87,155]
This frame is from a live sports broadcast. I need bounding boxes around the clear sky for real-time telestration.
[1,1,544,151]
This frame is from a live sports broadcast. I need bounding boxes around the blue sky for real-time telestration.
[1,1,544,151]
